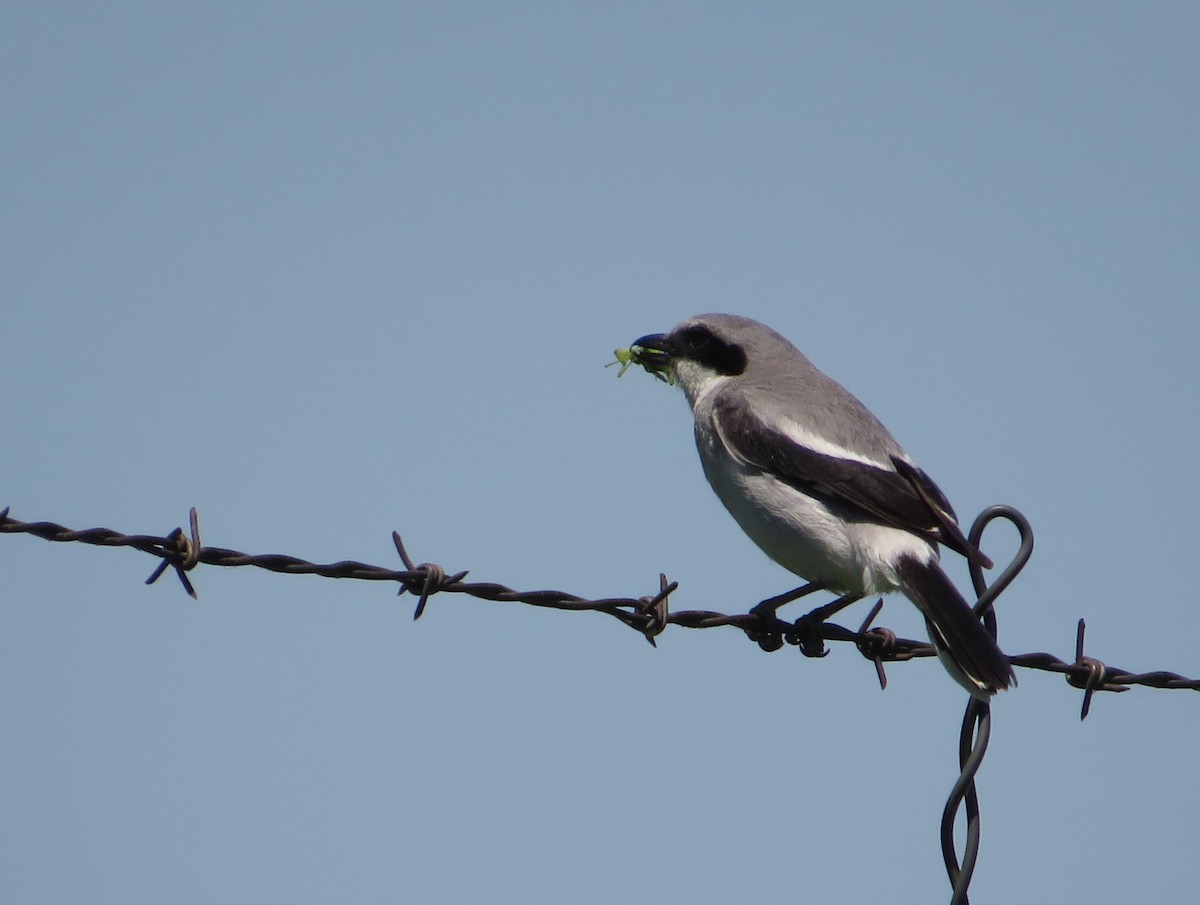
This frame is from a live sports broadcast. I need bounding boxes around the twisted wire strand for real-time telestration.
[4,502,1199,905]
[936,506,1032,904]
[4,505,1193,697]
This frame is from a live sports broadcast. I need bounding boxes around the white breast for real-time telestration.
[692,405,935,596]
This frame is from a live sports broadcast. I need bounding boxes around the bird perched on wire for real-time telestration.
[616,313,1014,698]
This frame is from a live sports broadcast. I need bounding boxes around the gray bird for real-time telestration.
[626,313,1014,697]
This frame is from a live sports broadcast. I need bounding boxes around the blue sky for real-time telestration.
[3,3,1198,902]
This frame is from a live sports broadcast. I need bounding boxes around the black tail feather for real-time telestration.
[895,555,1014,695]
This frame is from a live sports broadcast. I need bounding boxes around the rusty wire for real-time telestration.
[3,503,1199,904]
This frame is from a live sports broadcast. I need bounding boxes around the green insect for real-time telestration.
[607,345,675,385]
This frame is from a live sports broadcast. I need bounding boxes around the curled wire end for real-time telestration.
[144,508,202,599]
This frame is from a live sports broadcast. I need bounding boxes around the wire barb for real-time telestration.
[3,502,1199,905]
[632,573,677,647]
[854,599,894,690]
[2,505,1194,696]
[144,507,201,598]
[1069,619,1128,719]
[392,531,470,620]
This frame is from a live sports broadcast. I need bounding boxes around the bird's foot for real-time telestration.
[784,593,864,658]
[750,582,824,618]
[747,584,823,652]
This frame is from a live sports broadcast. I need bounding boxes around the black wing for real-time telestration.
[712,394,993,569]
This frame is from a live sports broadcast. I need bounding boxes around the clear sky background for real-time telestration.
[3,3,1198,903]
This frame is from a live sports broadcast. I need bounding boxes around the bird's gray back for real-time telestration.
[692,314,908,461]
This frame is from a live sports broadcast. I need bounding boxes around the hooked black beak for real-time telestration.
[629,332,674,367]
[624,332,677,384]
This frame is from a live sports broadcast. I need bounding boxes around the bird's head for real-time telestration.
[614,314,763,406]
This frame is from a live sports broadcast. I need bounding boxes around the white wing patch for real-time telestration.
[774,417,894,471]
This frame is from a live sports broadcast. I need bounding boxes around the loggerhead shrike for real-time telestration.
[625,314,1014,697]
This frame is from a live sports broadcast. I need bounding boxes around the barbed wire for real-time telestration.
[3,503,1197,904]
[3,505,1193,699]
